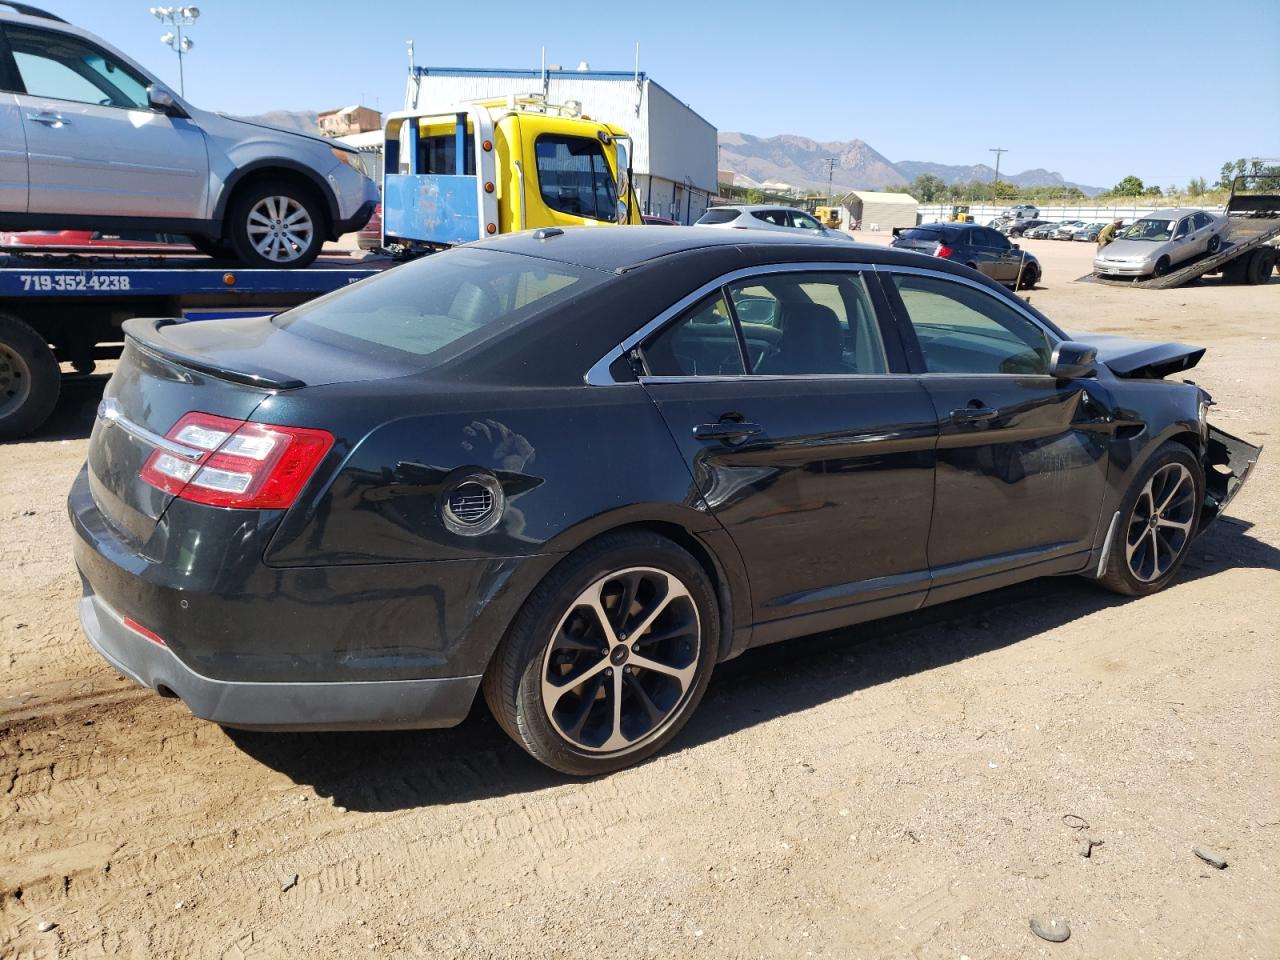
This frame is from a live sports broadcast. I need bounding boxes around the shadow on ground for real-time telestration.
[228,517,1279,812]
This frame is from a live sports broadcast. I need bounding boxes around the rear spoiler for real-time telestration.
[1080,333,1206,379]
[122,317,305,390]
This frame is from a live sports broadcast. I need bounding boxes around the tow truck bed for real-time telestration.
[0,251,397,439]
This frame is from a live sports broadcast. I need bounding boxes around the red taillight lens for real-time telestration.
[140,411,334,509]
[123,616,167,647]
[935,244,954,258]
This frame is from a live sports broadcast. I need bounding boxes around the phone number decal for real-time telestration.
[18,273,132,292]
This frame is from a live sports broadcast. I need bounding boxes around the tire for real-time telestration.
[1152,256,1171,278]
[483,531,719,776]
[188,234,237,260]
[0,312,60,440]
[1206,234,1221,254]
[1096,441,1204,597]
[1018,265,1040,289]
[1222,255,1250,284]
[1245,248,1275,285]
[227,180,326,268]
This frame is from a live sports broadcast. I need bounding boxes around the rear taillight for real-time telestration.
[935,244,954,258]
[140,411,334,509]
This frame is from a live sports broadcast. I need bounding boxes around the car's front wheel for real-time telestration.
[1097,441,1204,596]
[228,180,326,268]
[484,531,719,775]
[1018,264,1040,289]
[1206,234,1221,254]
[1152,256,1171,278]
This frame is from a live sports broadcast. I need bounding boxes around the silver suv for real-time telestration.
[0,4,378,267]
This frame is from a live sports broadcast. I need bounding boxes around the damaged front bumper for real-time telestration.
[1201,425,1263,528]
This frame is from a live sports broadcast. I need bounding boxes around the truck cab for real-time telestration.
[381,95,640,251]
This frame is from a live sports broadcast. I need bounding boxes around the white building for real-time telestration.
[404,66,718,224]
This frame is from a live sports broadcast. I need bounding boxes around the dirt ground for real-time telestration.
[2,236,1277,959]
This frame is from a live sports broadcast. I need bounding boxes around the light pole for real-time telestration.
[151,6,199,96]
[824,157,837,204]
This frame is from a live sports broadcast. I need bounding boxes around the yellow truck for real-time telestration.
[381,95,640,251]
[814,205,842,229]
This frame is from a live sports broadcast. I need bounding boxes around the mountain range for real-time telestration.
[719,132,1102,196]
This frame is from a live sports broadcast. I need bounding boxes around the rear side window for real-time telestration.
[643,293,745,377]
[696,209,741,225]
[890,273,1051,375]
[6,25,151,109]
[274,249,604,367]
[534,135,617,221]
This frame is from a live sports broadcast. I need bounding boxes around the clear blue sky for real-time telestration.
[47,0,1280,189]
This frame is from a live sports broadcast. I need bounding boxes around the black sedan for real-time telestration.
[892,222,1041,288]
[70,228,1260,776]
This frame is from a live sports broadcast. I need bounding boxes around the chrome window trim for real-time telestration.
[96,398,205,462]
[584,260,1060,386]
[584,261,878,385]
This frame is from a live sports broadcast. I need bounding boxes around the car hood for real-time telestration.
[1097,237,1168,260]
[1077,332,1205,378]
[205,112,355,152]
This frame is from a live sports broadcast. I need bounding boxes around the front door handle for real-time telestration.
[27,112,70,127]
[693,420,762,444]
[950,405,999,424]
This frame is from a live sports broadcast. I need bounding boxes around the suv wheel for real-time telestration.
[484,531,719,776]
[228,181,325,268]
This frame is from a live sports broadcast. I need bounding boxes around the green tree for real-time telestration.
[1110,175,1146,197]
[1219,162,1235,190]
[1234,158,1248,179]
[745,187,764,204]
[1143,185,1163,197]
[908,174,946,203]
[1249,158,1264,177]
[1186,176,1207,196]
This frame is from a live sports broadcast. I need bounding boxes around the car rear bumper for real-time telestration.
[79,587,480,730]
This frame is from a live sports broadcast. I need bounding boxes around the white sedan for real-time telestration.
[1094,209,1232,278]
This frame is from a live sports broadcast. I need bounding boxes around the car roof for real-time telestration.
[476,225,869,273]
[1136,208,1206,220]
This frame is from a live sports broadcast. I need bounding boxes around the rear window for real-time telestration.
[696,208,741,225]
[273,249,604,367]
[897,227,947,242]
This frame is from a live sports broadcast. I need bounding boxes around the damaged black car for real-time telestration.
[69,228,1261,775]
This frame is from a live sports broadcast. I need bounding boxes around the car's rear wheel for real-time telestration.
[1018,264,1040,289]
[1097,442,1203,596]
[1152,256,1171,277]
[228,180,326,268]
[483,531,718,776]
[1206,234,1221,254]
[0,312,60,440]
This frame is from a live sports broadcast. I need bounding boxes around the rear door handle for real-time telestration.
[950,406,999,424]
[693,421,762,444]
[27,112,70,127]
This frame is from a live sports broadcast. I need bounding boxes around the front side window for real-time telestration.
[534,135,617,221]
[1174,218,1191,239]
[890,273,1051,376]
[643,293,745,377]
[789,212,823,231]
[6,26,150,109]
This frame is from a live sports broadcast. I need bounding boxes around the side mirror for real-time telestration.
[147,84,181,116]
[1012,243,1021,250]
[1050,341,1098,379]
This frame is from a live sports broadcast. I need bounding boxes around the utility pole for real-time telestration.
[150,6,199,97]
[989,147,1007,190]
[824,157,837,203]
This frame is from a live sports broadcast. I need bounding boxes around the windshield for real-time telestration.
[1121,218,1176,241]
[897,227,947,242]
[273,249,605,368]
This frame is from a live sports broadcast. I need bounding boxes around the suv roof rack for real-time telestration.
[0,3,67,22]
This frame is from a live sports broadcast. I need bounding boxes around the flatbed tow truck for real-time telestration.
[1091,175,1280,290]
[0,250,390,438]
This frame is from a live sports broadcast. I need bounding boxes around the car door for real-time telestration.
[1169,216,1195,264]
[880,267,1110,603]
[636,265,939,639]
[787,210,826,236]
[3,22,208,220]
[0,91,26,213]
